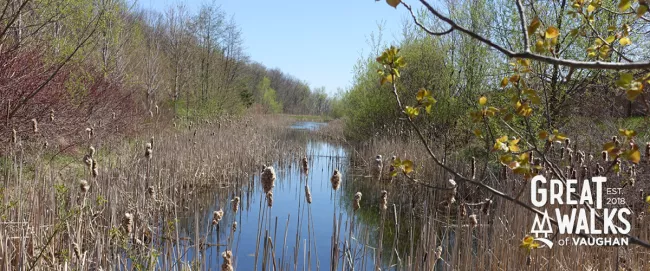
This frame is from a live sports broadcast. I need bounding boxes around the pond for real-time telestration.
[175,121,391,270]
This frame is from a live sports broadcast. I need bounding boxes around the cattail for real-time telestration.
[149,110,154,118]
[570,168,576,179]
[526,255,532,266]
[79,179,90,193]
[379,190,388,211]
[434,246,443,260]
[148,186,156,199]
[305,185,312,204]
[112,112,116,120]
[459,203,467,217]
[602,150,608,161]
[482,198,492,215]
[331,169,341,190]
[353,192,362,212]
[73,242,81,259]
[91,159,98,178]
[560,147,565,160]
[578,151,585,165]
[89,146,95,158]
[155,104,159,115]
[212,209,224,225]
[646,143,650,163]
[582,165,589,180]
[43,141,48,148]
[261,166,276,194]
[31,119,38,133]
[266,191,273,207]
[221,250,233,271]
[469,214,478,228]
[471,156,476,179]
[613,136,620,147]
[596,163,604,176]
[145,142,153,159]
[372,155,383,179]
[388,156,397,178]
[231,197,240,213]
[446,179,457,205]
[83,154,93,169]
[232,221,237,232]
[564,138,570,147]
[49,109,54,122]
[150,136,155,149]
[501,164,507,180]
[301,156,309,173]
[12,129,17,144]
[122,213,133,235]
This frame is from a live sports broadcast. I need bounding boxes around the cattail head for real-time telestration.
[596,163,604,176]
[92,160,98,178]
[301,156,309,173]
[564,138,570,147]
[231,197,240,213]
[482,198,492,215]
[89,146,96,158]
[112,112,116,120]
[353,192,362,212]
[602,150,608,161]
[560,147,565,160]
[232,221,237,232]
[155,104,159,115]
[12,129,17,144]
[85,127,92,139]
[435,246,443,259]
[261,166,276,194]
[79,179,90,193]
[49,109,55,122]
[148,186,156,199]
[469,214,478,228]
[145,142,153,159]
[459,203,467,217]
[83,154,93,169]
[73,242,81,259]
[221,250,233,271]
[266,191,273,207]
[150,136,155,149]
[331,169,341,190]
[373,155,383,178]
[305,185,312,204]
[212,209,224,225]
[379,190,388,211]
[446,179,457,205]
[31,119,38,133]
[122,213,134,235]
[613,136,619,146]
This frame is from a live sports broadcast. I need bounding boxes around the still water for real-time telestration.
[177,121,385,270]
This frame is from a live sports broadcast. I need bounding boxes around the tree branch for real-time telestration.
[515,0,530,52]
[410,0,650,70]
[401,2,453,36]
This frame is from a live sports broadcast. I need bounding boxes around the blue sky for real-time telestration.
[138,0,422,95]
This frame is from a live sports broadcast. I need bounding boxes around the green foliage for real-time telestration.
[258,77,283,113]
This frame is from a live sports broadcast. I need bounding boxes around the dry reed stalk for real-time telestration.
[379,190,388,211]
[12,128,17,144]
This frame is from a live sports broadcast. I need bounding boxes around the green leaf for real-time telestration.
[501,77,509,87]
[617,73,634,87]
[405,106,419,119]
[386,0,401,8]
[619,0,632,11]
[627,148,641,164]
[416,88,430,102]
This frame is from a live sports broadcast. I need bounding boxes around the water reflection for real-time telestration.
[177,122,381,270]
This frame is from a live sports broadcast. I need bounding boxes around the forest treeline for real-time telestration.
[0,0,330,148]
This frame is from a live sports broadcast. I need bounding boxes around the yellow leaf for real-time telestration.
[416,88,429,102]
[386,0,400,8]
[501,77,509,88]
[527,17,541,36]
[627,88,642,101]
[645,195,650,204]
[627,148,641,164]
[535,40,545,53]
[619,0,632,11]
[587,3,597,12]
[402,160,414,174]
[619,37,631,46]
[473,129,483,137]
[545,26,560,39]
[603,142,617,152]
[479,96,487,106]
